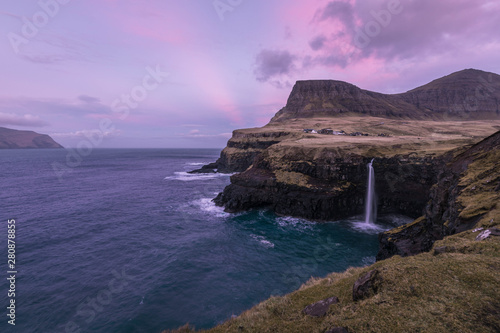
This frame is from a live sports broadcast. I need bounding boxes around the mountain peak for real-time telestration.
[270,69,500,123]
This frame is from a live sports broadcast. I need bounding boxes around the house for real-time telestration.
[318,128,334,135]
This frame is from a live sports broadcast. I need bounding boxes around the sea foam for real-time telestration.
[350,220,386,234]
[192,198,228,218]
[276,216,315,232]
[164,172,233,182]
[250,234,275,248]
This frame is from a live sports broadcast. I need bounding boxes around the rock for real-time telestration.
[476,228,500,241]
[188,162,218,174]
[434,246,448,255]
[325,328,349,333]
[353,270,381,301]
[302,296,339,317]
[377,216,435,261]
[433,246,456,255]
[476,230,492,241]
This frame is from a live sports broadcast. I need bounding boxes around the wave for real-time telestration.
[186,162,206,166]
[192,198,228,218]
[250,234,275,248]
[164,172,233,181]
[275,216,315,231]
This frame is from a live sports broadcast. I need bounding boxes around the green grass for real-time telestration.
[457,149,500,225]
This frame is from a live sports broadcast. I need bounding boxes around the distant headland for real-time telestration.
[0,127,63,149]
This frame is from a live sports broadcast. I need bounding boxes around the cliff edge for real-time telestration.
[377,130,500,260]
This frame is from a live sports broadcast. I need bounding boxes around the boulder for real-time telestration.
[353,270,381,301]
[325,328,349,333]
[476,228,500,241]
[302,296,339,317]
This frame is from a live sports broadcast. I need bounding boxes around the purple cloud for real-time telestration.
[254,49,297,87]
[78,95,101,104]
[309,35,328,51]
[0,97,112,116]
[316,0,356,31]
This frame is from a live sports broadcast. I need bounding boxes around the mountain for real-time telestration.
[192,69,500,176]
[270,69,500,122]
[0,127,63,149]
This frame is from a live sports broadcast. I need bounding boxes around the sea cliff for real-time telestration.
[176,69,500,332]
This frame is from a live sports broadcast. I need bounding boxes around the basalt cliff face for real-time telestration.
[214,145,445,220]
[377,130,500,260]
[203,69,500,224]
[0,127,63,149]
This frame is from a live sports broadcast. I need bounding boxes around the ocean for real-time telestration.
[0,149,411,332]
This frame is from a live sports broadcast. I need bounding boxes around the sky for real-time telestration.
[0,0,499,148]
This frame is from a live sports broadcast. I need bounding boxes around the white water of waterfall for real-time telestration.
[364,159,377,225]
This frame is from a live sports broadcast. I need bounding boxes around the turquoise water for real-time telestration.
[0,149,410,332]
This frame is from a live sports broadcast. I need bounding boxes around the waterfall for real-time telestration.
[364,158,377,224]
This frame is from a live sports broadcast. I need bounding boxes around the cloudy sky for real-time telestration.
[1,0,499,148]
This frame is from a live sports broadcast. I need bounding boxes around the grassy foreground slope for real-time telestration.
[167,131,500,333]
[166,230,499,333]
